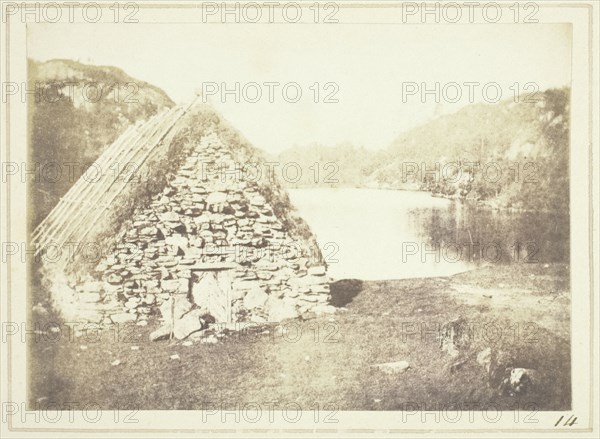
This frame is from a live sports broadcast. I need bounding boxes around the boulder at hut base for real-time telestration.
[173,309,206,340]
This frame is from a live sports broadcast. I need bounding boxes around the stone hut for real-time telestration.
[32,100,332,339]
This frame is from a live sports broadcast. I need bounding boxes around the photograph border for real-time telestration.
[1,0,596,435]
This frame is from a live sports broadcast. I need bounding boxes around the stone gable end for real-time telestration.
[61,130,332,332]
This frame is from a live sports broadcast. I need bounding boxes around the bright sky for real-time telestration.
[28,23,571,154]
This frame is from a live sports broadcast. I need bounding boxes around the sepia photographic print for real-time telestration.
[1,1,598,437]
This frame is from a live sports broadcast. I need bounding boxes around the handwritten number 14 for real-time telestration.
[555,415,577,427]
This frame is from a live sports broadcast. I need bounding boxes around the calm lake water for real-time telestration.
[288,188,569,280]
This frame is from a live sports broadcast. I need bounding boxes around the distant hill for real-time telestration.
[276,142,372,188]
[29,59,175,227]
[278,87,570,212]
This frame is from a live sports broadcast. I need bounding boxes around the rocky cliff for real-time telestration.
[29,59,175,227]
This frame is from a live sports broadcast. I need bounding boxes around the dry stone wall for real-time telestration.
[63,132,332,334]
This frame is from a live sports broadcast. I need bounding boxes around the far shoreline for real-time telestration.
[286,186,569,214]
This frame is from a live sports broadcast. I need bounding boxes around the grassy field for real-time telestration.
[29,263,570,411]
